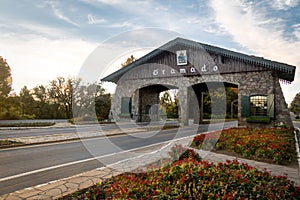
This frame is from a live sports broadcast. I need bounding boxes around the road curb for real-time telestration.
[0,125,180,149]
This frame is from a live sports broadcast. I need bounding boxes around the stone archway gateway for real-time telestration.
[102,38,296,128]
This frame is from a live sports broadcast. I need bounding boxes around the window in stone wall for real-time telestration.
[250,95,267,116]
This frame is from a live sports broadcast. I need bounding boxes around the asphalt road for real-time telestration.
[0,121,178,139]
[0,121,237,195]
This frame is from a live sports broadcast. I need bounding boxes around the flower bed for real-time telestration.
[60,150,300,199]
[191,127,297,164]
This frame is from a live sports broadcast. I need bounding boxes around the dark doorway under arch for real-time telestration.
[136,84,178,122]
[189,82,238,124]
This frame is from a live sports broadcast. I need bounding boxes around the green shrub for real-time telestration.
[246,116,271,123]
[191,127,297,164]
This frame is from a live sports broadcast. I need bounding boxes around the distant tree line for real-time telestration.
[0,56,111,121]
[160,91,179,118]
[290,92,300,118]
[2,53,300,121]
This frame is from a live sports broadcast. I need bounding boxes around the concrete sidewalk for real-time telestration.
[0,122,179,147]
[1,134,300,200]
[5,127,148,146]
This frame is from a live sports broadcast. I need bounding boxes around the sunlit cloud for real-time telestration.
[270,0,299,10]
[0,34,96,93]
[49,1,80,27]
[0,0,299,103]
[209,0,300,103]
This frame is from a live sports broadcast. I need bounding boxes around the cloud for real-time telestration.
[108,21,133,28]
[292,23,300,39]
[87,14,107,24]
[0,18,71,40]
[49,1,80,27]
[270,0,299,10]
[209,0,300,103]
[0,34,96,93]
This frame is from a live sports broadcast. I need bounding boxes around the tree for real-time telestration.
[19,86,36,118]
[121,55,136,68]
[0,56,15,119]
[160,91,179,118]
[0,56,12,99]
[95,83,111,121]
[202,87,238,119]
[33,85,50,118]
[1,95,21,119]
[72,81,111,121]
[290,92,300,117]
[48,77,74,119]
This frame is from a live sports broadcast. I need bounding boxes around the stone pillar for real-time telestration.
[189,89,200,124]
[139,87,160,122]
[131,89,139,121]
[178,87,189,126]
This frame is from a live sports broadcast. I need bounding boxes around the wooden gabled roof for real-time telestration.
[102,37,296,83]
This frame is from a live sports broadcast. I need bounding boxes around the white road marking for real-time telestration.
[0,134,194,182]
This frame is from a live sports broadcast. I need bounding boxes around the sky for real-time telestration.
[0,0,300,104]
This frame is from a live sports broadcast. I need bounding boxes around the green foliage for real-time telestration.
[0,75,111,120]
[246,116,271,123]
[0,54,112,120]
[0,122,55,127]
[290,92,300,116]
[160,91,179,118]
[0,56,12,99]
[0,56,16,119]
[192,128,297,164]
[19,86,36,117]
[72,82,111,122]
[178,149,201,162]
[95,93,111,121]
[0,140,24,147]
[63,154,300,199]
[48,77,74,119]
[203,87,238,119]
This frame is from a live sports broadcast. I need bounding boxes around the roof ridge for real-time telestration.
[102,37,296,83]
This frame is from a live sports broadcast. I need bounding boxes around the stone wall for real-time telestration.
[138,87,160,122]
[111,70,293,128]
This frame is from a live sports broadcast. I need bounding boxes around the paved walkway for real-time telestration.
[1,134,299,200]
[1,122,178,146]
[6,127,148,145]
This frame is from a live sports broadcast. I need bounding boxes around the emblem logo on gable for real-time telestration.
[176,50,187,65]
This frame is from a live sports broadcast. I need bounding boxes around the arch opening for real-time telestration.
[131,84,179,124]
[188,82,238,124]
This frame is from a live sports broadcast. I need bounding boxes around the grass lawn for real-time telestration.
[0,140,24,147]
[0,122,55,127]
